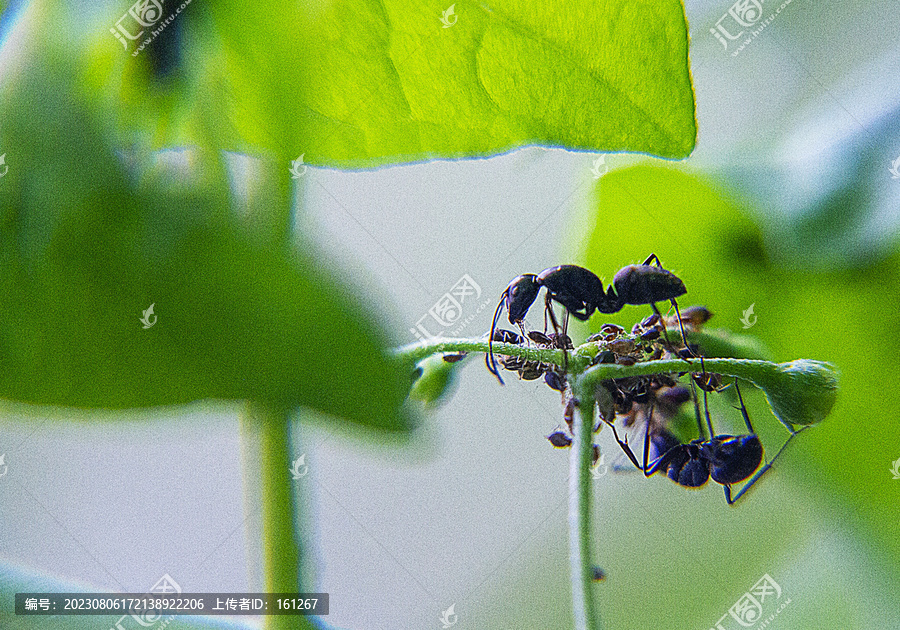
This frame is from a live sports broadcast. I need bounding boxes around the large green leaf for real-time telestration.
[0,58,411,433]
[197,0,697,166]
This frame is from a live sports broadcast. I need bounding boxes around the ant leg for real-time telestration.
[687,377,715,440]
[544,294,563,336]
[734,383,753,433]
[642,253,663,268]
[641,405,666,477]
[601,416,642,470]
[653,299,694,365]
[724,425,812,505]
[543,295,569,374]
[670,298,694,355]
[651,302,686,361]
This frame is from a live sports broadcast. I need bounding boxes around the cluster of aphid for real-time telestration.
[485,256,807,505]
[489,329,572,388]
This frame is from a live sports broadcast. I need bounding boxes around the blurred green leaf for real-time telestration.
[0,59,411,433]
[202,0,696,167]
[721,80,900,269]
[408,353,464,406]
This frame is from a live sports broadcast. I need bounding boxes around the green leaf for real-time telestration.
[0,57,411,433]
[748,359,838,428]
[202,0,696,166]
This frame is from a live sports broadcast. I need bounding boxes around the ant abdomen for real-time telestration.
[612,264,686,307]
[707,435,763,485]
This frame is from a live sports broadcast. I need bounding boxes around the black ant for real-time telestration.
[629,383,809,504]
[486,255,689,384]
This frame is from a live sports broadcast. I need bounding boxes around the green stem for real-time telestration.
[570,383,602,630]
[400,336,836,428]
[241,402,316,630]
[394,337,583,370]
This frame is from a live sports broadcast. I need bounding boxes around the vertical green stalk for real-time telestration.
[569,383,601,630]
[242,401,316,630]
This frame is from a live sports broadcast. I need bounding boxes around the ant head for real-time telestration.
[707,435,763,485]
[612,264,687,306]
[504,274,541,323]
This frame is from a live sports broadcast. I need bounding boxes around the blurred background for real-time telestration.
[1,0,899,629]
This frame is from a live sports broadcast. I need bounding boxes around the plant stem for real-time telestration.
[569,383,602,630]
[241,402,316,630]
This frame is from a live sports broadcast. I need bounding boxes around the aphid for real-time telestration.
[639,328,661,342]
[519,362,547,381]
[592,350,617,365]
[548,332,574,350]
[667,305,713,330]
[607,339,636,355]
[691,371,725,392]
[544,370,565,392]
[547,430,573,448]
[528,330,553,345]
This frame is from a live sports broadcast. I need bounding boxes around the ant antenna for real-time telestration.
[486,297,507,385]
